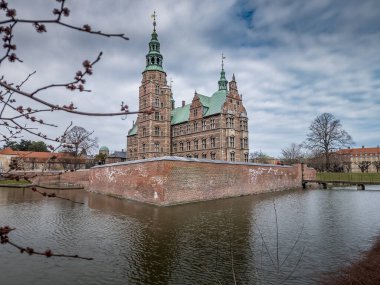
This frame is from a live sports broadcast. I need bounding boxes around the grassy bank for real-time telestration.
[325,238,380,285]
[0,179,30,185]
[316,172,380,182]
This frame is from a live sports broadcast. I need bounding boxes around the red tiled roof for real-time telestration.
[336,147,380,155]
[0,148,80,160]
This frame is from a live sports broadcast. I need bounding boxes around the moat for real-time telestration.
[1,186,380,285]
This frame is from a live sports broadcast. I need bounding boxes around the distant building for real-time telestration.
[105,150,127,164]
[127,17,249,162]
[336,146,380,173]
[99,146,110,156]
[0,148,86,172]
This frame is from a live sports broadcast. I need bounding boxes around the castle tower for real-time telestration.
[218,54,228,91]
[137,12,172,159]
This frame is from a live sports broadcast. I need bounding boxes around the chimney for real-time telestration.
[122,149,124,152]
[362,145,365,148]
[182,100,185,107]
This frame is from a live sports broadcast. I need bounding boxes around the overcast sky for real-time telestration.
[3,0,380,156]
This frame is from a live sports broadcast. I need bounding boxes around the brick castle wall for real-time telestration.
[88,157,316,206]
[30,169,90,188]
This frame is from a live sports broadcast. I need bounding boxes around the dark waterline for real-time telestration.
[1,186,380,285]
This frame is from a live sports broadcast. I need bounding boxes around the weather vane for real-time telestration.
[151,11,157,31]
[222,53,226,70]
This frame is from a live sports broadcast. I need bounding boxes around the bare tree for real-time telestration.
[356,161,371,173]
[62,126,97,157]
[373,161,380,173]
[249,151,271,164]
[303,113,354,171]
[281,143,303,165]
[0,0,151,145]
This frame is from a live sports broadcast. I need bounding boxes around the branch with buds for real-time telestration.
[1,226,93,260]
[0,0,154,144]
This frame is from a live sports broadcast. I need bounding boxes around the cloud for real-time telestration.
[2,0,379,156]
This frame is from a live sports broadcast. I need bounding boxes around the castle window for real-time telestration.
[144,99,147,108]
[154,143,160,152]
[230,152,235,162]
[229,136,235,148]
[244,138,248,149]
[194,140,199,150]
[202,153,207,159]
[241,120,248,131]
[244,153,249,163]
[227,117,234,128]
[211,152,216,160]
[155,85,160,94]
[194,154,198,159]
[187,141,191,151]
[202,120,207,131]
[240,138,243,149]
[144,86,147,95]
[143,128,147,137]
[142,143,146,153]
[186,124,191,134]
[210,137,216,148]
[154,98,160,107]
[180,142,184,152]
[194,108,198,117]
[154,127,160,136]
[155,112,160,121]
[173,143,177,152]
[210,119,215,129]
[202,139,207,150]
[193,121,198,132]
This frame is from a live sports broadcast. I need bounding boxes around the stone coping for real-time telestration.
[91,156,293,169]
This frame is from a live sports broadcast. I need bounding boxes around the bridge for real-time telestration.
[302,179,379,190]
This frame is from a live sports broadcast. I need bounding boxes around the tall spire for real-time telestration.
[145,11,164,72]
[218,53,228,90]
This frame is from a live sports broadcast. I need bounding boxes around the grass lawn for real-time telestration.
[0,179,31,185]
[317,172,380,182]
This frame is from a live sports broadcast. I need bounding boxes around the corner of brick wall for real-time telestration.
[30,169,90,188]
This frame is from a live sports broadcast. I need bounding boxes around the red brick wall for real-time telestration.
[30,169,90,188]
[88,158,315,206]
[303,165,317,180]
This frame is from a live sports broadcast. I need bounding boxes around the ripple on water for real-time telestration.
[1,188,380,284]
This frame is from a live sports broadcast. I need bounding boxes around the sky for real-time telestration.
[2,0,380,157]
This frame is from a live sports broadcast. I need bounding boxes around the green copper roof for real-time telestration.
[144,18,164,72]
[127,123,137,136]
[99,146,109,151]
[171,89,227,125]
[200,89,228,116]
[171,104,190,125]
[144,65,164,72]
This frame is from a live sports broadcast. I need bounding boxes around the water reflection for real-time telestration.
[1,186,380,284]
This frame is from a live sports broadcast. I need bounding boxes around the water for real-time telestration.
[1,186,380,284]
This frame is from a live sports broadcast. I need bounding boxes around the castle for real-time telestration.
[127,16,249,162]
